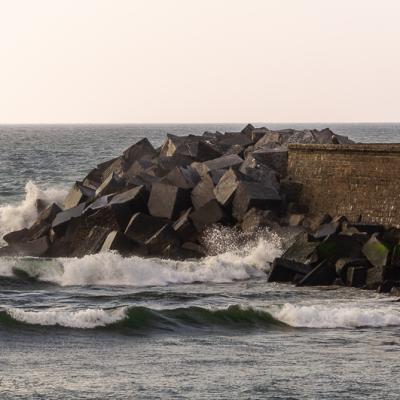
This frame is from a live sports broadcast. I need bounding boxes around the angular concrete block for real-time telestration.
[63,182,95,210]
[95,172,125,197]
[123,138,157,163]
[189,199,226,232]
[148,182,191,220]
[191,174,215,210]
[203,154,243,172]
[124,212,167,244]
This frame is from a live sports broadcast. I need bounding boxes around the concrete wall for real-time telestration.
[287,144,400,227]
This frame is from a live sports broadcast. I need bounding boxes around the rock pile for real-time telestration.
[0,124,352,261]
[269,215,400,295]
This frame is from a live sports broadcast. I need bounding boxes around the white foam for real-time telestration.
[7,307,127,329]
[272,303,400,328]
[0,181,68,242]
[0,233,282,287]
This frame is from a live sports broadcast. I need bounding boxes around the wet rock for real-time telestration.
[349,223,385,235]
[101,230,147,257]
[281,234,320,265]
[318,234,364,263]
[377,280,396,294]
[148,182,191,220]
[124,212,167,244]
[335,258,370,284]
[390,286,400,297]
[189,199,226,232]
[362,236,389,268]
[70,226,111,257]
[3,228,29,245]
[365,265,386,290]
[346,266,367,287]
[297,260,336,286]
[109,185,149,213]
[123,138,157,163]
[191,174,215,210]
[35,198,48,214]
[232,181,281,221]
[64,182,95,210]
[10,236,50,257]
[268,257,314,283]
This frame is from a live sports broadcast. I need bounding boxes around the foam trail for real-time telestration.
[7,307,127,329]
[0,181,68,242]
[0,233,283,287]
[272,303,400,328]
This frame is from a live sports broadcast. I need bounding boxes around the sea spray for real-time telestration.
[0,181,68,243]
[0,231,283,287]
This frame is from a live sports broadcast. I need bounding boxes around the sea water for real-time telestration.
[0,123,400,399]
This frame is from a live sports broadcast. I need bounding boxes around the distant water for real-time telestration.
[1,124,400,399]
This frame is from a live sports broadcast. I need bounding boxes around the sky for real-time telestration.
[0,0,399,124]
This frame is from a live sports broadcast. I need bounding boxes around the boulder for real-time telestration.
[160,134,201,158]
[100,156,126,181]
[365,265,386,290]
[63,182,95,210]
[390,286,400,297]
[281,234,320,265]
[123,138,157,163]
[239,154,280,190]
[335,258,370,284]
[3,228,29,245]
[268,257,314,283]
[82,168,103,189]
[189,200,226,232]
[346,266,367,288]
[145,224,180,255]
[191,174,216,210]
[318,234,364,263]
[11,236,50,257]
[216,132,253,148]
[70,226,111,257]
[95,173,125,197]
[240,208,277,233]
[124,212,167,244]
[172,208,197,242]
[101,230,147,257]
[251,148,288,177]
[154,154,195,176]
[203,154,243,172]
[297,260,336,286]
[163,166,200,189]
[214,169,249,207]
[362,236,389,268]
[232,181,281,221]
[109,185,149,212]
[349,223,385,235]
[148,182,191,220]
[377,280,396,294]
[52,203,86,235]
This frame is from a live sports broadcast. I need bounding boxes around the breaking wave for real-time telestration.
[2,303,400,331]
[272,303,400,328]
[0,181,67,243]
[0,233,282,287]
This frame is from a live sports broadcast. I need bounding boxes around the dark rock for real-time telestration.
[362,236,389,268]
[214,169,249,207]
[163,166,200,189]
[318,234,364,263]
[126,173,161,190]
[203,154,243,172]
[101,230,147,257]
[10,236,50,257]
[268,257,314,283]
[196,141,224,161]
[154,154,195,176]
[281,234,320,265]
[302,213,332,232]
[123,138,157,163]
[148,182,191,220]
[3,228,29,245]
[95,173,125,197]
[70,226,111,257]
[191,174,215,210]
[173,208,197,242]
[216,132,253,148]
[377,280,396,293]
[335,258,370,284]
[232,181,281,221]
[145,224,180,255]
[390,286,400,297]
[241,123,255,138]
[181,242,206,257]
[297,260,336,286]
[365,265,386,290]
[346,266,367,287]
[189,200,226,232]
[240,208,277,233]
[251,148,288,177]
[109,185,149,212]
[100,156,126,181]
[82,168,103,189]
[160,134,200,157]
[391,244,400,267]
[35,199,48,214]
[279,179,303,204]
[64,182,95,210]
[310,222,341,240]
[239,154,280,190]
[124,212,167,244]
[208,169,226,185]
[349,223,385,235]
[52,203,86,235]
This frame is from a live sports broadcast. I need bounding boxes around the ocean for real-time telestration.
[0,123,400,399]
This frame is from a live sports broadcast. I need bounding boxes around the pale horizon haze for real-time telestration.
[0,0,399,124]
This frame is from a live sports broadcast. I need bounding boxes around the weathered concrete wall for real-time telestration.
[287,144,400,227]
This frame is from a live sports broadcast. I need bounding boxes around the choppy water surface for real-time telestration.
[1,124,400,399]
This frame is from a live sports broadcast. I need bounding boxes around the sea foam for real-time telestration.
[0,181,67,243]
[272,303,400,328]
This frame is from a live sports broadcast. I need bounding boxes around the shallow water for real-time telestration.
[1,124,400,399]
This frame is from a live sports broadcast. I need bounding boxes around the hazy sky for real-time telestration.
[0,0,399,123]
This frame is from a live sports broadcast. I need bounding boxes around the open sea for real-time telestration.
[0,123,400,399]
